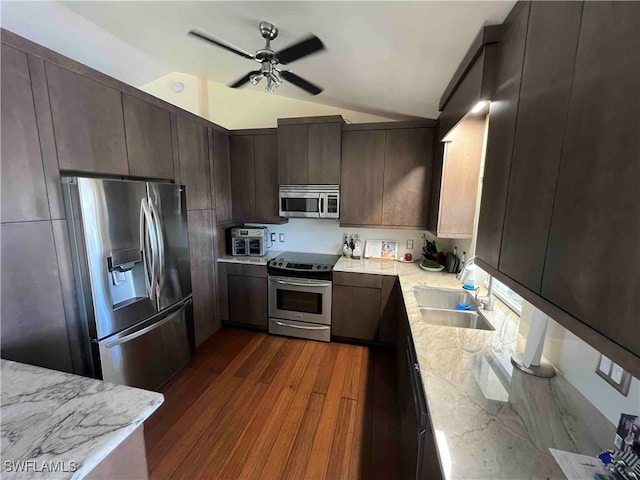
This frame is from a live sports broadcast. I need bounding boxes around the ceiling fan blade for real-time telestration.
[228,70,261,88]
[280,71,323,95]
[276,35,325,65]
[189,29,254,60]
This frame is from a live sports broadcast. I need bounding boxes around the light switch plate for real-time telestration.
[407,240,414,250]
[595,354,631,396]
[279,233,285,242]
[270,233,276,242]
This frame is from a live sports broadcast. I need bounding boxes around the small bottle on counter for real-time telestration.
[352,234,362,260]
[342,235,350,257]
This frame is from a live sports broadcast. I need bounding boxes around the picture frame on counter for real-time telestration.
[365,240,398,261]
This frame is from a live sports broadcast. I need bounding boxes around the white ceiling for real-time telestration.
[59,1,515,120]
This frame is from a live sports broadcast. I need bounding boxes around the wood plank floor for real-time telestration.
[144,327,399,480]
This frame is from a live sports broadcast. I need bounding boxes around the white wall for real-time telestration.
[518,308,639,425]
[0,1,170,87]
[246,218,470,260]
[141,72,396,129]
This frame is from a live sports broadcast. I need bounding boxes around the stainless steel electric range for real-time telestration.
[267,252,340,342]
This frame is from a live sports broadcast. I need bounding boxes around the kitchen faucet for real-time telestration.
[456,256,495,311]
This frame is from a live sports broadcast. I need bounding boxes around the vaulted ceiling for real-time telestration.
[58,1,515,120]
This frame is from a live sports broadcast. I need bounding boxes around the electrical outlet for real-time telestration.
[279,233,285,242]
[270,232,276,242]
[407,240,414,250]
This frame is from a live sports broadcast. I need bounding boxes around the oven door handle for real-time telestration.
[275,279,331,288]
[273,320,330,331]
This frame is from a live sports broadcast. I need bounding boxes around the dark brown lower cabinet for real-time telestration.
[218,263,268,331]
[331,272,398,345]
[396,305,443,480]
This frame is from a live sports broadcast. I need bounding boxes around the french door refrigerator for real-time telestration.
[62,176,193,390]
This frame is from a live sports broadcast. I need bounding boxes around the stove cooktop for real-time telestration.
[268,252,340,273]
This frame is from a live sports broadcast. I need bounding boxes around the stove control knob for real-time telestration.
[278,262,283,267]
[323,266,328,270]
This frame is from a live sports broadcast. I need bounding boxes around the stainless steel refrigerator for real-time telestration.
[62,176,193,390]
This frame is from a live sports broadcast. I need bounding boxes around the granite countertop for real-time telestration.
[217,250,283,266]
[335,257,614,479]
[1,360,164,479]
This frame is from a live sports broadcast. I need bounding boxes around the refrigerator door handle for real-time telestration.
[149,199,165,296]
[104,298,192,349]
[140,198,158,304]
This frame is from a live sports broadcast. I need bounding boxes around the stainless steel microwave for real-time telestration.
[278,185,340,219]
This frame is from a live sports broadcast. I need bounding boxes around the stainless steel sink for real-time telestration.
[418,308,494,331]
[412,286,477,310]
[412,286,494,331]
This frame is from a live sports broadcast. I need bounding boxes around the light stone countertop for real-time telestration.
[0,360,164,479]
[217,250,283,266]
[335,257,614,480]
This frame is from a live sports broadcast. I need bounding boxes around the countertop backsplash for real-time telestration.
[246,218,472,258]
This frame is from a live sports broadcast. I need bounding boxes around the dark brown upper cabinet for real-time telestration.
[340,124,435,229]
[123,94,174,180]
[230,131,283,224]
[1,44,49,223]
[475,1,530,268]
[211,130,233,223]
[431,26,499,236]
[340,130,386,225]
[46,63,129,175]
[230,135,256,222]
[541,1,640,358]
[177,116,211,211]
[437,25,500,141]
[277,116,343,185]
[499,1,582,292]
[382,128,434,227]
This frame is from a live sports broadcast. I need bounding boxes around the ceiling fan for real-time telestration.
[189,21,325,95]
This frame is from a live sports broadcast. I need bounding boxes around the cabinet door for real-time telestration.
[187,210,218,346]
[308,122,341,184]
[332,285,381,341]
[437,116,485,238]
[212,130,233,223]
[46,63,128,175]
[228,275,268,330]
[340,130,386,225]
[230,135,256,221]
[499,2,582,292]
[1,45,49,223]
[123,94,174,180]
[278,124,308,184]
[382,128,433,227]
[542,2,640,356]
[254,134,280,224]
[177,116,211,211]
[1,221,72,373]
[475,1,530,268]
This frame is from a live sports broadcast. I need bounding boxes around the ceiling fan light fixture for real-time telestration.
[249,73,263,86]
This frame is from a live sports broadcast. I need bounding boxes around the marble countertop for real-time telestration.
[336,258,614,479]
[217,250,283,266]
[1,360,164,479]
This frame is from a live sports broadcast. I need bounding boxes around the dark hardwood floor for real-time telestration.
[144,327,399,479]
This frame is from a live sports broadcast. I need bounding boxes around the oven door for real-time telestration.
[279,191,321,218]
[268,275,332,325]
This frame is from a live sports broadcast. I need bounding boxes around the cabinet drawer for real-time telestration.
[333,271,383,289]
[225,263,267,278]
